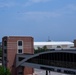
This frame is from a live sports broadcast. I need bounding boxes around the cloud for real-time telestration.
[18,11,61,21]
[0,2,16,8]
[25,11,60,17]
[18,4,76,21]
[67,4,76,11]
[24,0,51,7]
[0,0,51,8]
[30,0,50,3]
[55,4,76,15]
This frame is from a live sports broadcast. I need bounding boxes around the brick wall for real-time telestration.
[2,36,34,75]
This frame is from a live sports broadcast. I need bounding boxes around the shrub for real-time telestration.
[0,66,11,75]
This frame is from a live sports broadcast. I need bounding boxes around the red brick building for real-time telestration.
[2,36,34,75]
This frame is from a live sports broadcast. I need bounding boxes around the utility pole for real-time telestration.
[48,36,51,42]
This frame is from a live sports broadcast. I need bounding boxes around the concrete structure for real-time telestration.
[2,36,34,75]
[2,36,76,75]
[34,42,74,50]
[16,49,76,75]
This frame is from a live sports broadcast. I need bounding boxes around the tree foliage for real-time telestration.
[42,45,47,50]
[36,46,47,50]
[0,66,11,75]
[34,46,48,53]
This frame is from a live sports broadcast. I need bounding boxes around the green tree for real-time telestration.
[0,66,11,75]
[37,47,42,50]
[42,45,47,50]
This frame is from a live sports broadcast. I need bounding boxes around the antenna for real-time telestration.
[48,36,51,42]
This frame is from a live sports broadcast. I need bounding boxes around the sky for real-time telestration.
[0,0,76,42]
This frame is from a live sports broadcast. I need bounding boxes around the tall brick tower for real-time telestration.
[2,36,34,75]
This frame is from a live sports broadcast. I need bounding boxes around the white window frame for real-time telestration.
[17,40,23,54]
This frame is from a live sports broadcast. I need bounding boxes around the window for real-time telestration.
[18,57,24,61]
[61,45,67,48]
[4,57,7,61]
[18,67,23,75]
[57,69,61,72]
[4,41,7,46]
[17,40,23,54]
[40,67,54,71]
[64,70,76,74]
[57,46,61,48]
[70,46,74,48]
[18,49,22,53]
[18,41,22,46]
[18,72,23,75]
[4,49,7,53]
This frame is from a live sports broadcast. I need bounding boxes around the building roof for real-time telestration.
[34,41,74,46]
[2,36,33,39]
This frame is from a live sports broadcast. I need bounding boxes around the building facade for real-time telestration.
[74,39,76,48]
[34,42,74,50]
[2,36,34,75]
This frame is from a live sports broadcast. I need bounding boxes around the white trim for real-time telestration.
[17,40,24,54]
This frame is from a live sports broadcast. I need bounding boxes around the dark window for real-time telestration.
[57,46,61,48]
[4,57,7,61]
[18,49,22,53]
[18,41,22,46]
[18,72,23,75]
[64,70,76,74]
[40,67,54,71]
[18,57,24,61]
[4,41,7,46]
[57,69,61,72]
[4,49,7,53]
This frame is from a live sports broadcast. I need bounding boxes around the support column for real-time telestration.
[46,70,48,75]
[49,71,50,75]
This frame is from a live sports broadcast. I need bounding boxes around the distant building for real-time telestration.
[2,36,34,75]
[73,39,76,48]
[34,41,74,50]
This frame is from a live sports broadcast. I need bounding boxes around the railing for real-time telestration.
[27,58,76,69]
